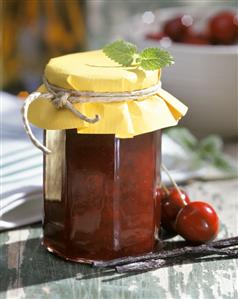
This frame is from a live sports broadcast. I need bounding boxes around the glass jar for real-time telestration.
[43,129,161,262]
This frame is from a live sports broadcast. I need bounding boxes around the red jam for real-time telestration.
[43,129,161,262]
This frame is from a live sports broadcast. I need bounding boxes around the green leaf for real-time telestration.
[103,40,174,70]
[139,48,174,70]
[198,135,223,158]
[165,127,238,175]
[212,154,237,173]
[103,40,137,67]
[165,127,198,151]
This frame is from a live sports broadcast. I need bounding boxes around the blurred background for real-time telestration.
[1,0,238,138]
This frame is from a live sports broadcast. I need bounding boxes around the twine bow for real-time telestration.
[22,77,162,154]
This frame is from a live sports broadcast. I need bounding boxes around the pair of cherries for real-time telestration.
[156,186,219,243]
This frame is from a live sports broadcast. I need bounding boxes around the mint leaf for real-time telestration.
[166,127,238,175]
[139,48,174,70]
[103,40,174,70]
[197,136,236,173]
[165,127,198,151]
[103,40,137,67]
[198,135,223,157]
[212,154,237,173]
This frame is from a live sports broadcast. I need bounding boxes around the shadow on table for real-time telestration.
[1,233,236,292]
[0,235,98,292]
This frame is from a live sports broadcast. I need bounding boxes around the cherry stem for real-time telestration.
[160,182,170,196]
[161,163,187,205]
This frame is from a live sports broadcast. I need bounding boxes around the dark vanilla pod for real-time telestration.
[116,247,238,273]
[93,236,238,270]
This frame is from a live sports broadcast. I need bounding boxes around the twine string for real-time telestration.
[21,92,52,154]
[22,77,162,154]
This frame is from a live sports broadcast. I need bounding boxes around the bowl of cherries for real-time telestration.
[145,9,238,46]
[125,7,238,137]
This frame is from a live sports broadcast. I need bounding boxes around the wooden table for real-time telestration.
[1,147,238,299]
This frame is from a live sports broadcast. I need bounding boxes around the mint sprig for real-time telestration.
[139,48,174,70]
[165,127,237,173]
[103,40,137,67]
[103,40,174,70]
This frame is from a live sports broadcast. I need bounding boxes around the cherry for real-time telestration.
[175,201,219,243]
[181,32,210,45]
[145,32,165,41]
[209,11,238,44]
[163,15,193,42]
[155,187,166,228]
[156,186,167,201]
[235,14,238,36]
[161,187,190,232]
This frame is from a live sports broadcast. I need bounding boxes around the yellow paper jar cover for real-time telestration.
[28,50,188,138]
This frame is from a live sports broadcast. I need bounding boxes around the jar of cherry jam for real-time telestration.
[25,49,187,262]
[43,130,161,262]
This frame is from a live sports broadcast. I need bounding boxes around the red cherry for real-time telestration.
[155,187,166,228]
[235,14,238,37]
[175,201,219,243]
[145,32,165,41]
[209,11,238,44]
[181,32,210,45]
[156,187,167,200]
[161,187,190,232]
[163,15,193,42]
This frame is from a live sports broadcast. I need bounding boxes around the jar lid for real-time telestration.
[45,50,160,92]
[27,49,188,139]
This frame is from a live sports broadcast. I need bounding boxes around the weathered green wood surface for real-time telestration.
[1,142,238,299]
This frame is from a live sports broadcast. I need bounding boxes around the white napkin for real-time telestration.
[0,92,43,231]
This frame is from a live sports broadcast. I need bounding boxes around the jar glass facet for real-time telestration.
[43,129,161,262]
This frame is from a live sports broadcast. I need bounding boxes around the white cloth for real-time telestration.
[0,92,42,230]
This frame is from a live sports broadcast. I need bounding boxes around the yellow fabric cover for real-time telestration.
[28,50,188,138]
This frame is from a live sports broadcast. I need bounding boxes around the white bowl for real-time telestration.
[117,6,238,138]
